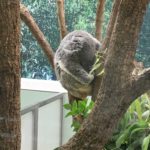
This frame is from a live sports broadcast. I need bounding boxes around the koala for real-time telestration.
[54,30,101,99]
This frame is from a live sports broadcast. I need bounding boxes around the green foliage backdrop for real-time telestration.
[21,0,150,80]
[136,4,150,68]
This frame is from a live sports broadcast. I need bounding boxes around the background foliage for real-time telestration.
[136,4,150,68]
[21,0,150,80]
[105,94,150,150]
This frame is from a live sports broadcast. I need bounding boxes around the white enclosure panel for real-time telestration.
[62,94,74,144]
[38,100,61,150]
[21,90,58,109]
[21,113,33,150]
[21,79,73,150]
[21,78,67,93]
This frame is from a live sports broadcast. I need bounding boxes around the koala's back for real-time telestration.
[54,30,101,98]
[55,30,100,71]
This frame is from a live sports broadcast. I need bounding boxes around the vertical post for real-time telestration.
[32,108,39,150]
[59,96,64,146]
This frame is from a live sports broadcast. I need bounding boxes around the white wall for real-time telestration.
[21,79,74,150]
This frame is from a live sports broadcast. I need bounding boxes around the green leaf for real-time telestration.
[129,101,136,114]
[72,101,78,113]
[71,121,81,132]
[135,99,142,120]
[77,103,85,114]
[142,110,150,120]
[122,112,131,128]
[142,135,150,150]
[73,101,78,109]
[78,101,86,110]
[145,104,150,109]
[116,121,147,148]
[130,127,147,141]
[127,137,144,150]
[142,94,149,102]
[86,101,94,110]
[116,133,127,148]
[81,99,87,107]
[127,121,147,131]
[64,103,71,110]
[97,69,105,76]
[90,52,104,76]
[65,112,74,117]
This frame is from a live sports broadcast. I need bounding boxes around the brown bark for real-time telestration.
[130,68,150,100]
[60,0,149,149]
[101,0,121,51]
[0,0,21,149]
[20,4,54,69]
[56,0,68,39]
[92,0,121,100]
[95,0,106,41]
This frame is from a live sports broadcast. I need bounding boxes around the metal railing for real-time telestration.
[21,93,65,150]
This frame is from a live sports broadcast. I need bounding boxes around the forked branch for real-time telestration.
[129,68,150,100]
[60,0,149,149]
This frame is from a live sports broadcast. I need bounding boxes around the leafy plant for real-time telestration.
[64,99,94,132]
[105,94,150,150]
[64,94,150,149]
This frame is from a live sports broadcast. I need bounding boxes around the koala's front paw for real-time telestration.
[81,74,94,85]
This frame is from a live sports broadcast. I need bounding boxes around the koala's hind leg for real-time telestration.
[68,93,82,104]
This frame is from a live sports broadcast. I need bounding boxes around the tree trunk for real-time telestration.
[0,0,21,149]
[60,0,150,149]
[92,0,121,100]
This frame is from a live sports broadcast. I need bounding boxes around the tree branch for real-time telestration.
[95,0,106,41]
[92,0,121,101]
[20,4,54,69]
[105,0,149,77]
[129,68,150,100]
[56,0,68,39]
[101,0,121,50]
[60,1,149,149]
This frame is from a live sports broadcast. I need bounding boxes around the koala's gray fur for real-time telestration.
[54,30,101,98]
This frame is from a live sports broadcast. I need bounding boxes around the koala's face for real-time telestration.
[56,31,101,72]
[71,31,101,72]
